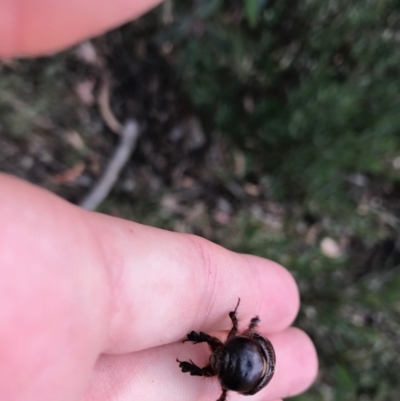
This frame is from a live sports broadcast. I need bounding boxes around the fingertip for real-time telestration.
[178,237,301,334]
[288,327,319,394]
[270,260,300,329]
[268,327,319,399]
[244,255,300,332]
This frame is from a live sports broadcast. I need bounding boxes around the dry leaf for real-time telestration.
[75,80,95,105]
[53,162,85,184]
[64,130,86,151]
[75,41,100,65]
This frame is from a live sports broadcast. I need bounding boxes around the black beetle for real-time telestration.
[177,299,276,401]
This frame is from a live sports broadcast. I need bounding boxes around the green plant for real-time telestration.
[160,0,400,221]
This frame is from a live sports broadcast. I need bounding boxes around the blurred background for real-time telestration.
[1,1,400,399]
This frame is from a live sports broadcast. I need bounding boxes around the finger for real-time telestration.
[0,0,162,57]
[83,328,317,401]
[88,211,300,353]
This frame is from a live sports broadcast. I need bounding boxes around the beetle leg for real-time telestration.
[227,298,241,339]
[183,331,223,351]
[242,316,260,337]
[216,388,228,401]
[248,316,260,331]
[176,359,216,377]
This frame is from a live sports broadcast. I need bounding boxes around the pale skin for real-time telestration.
[0,1,318,400]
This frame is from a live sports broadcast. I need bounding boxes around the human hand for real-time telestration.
[0,174,317,401]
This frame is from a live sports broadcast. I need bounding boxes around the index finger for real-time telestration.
[0,172,299,358]
[88,212,300,354]
[0,0,162,57]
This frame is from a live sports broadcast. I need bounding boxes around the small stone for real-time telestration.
[320,237,342,258]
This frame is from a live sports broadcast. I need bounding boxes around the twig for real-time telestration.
[79,120,140,210]
[161,0,174,25]
[97,78,122,134]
